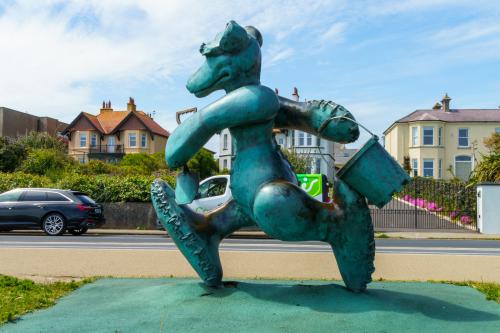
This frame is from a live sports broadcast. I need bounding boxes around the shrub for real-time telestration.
[16,131,66,152]
[0,138,27,172]
[19,149,71,176]
[0,172,51,192]
[120,153,166,175]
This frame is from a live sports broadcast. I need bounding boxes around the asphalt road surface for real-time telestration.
[0,234,499,256]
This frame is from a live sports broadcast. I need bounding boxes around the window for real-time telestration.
[315,158,321,174]
[297,132,305,146]
[411,159,418,177]
[278,138,284,145]
[223,159,228,170]
[458,128,469,147]
[438,127,442,146]
[423,159,434,177]
[128,133,137,147]
[223,134,228,150]
[46,192,70,201]
[73,193,96,205]
[141,133,147,148]
[21,191,47,201]
[0,190,22,202]
[90,134,97,147]
[79,133,87,147]
[438,159,442,179]
[455,155,472,181]
[411,127,418,146]
[306,133,313,146]
[495,128,500,133]
[423,127,434,145]
[316,136,321,147]
[198,178,227,199]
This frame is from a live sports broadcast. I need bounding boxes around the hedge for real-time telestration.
[0,172,175,203]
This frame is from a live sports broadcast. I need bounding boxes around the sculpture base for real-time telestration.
[2,278,498,333]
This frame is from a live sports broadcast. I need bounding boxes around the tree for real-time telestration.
[16,131,66,152]
[281,149,312,174]
[0,137,27,172]
[469,132,500,184]
[403,156,412,175]
[484,132,500,154]
[187,148,218,179]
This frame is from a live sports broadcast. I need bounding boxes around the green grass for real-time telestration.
[0,275,93,324]
[445,281,500,303]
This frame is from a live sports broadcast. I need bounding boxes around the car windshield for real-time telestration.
[0,190,22,202]
[74,193,96,205]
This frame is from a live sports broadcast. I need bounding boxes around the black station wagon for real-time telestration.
[0,188,105,236]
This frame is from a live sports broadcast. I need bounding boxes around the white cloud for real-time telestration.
[0,0,346,124]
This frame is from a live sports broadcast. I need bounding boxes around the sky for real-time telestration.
[1,0,500,151]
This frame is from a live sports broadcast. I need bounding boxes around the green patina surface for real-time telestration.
[1,278,498,333]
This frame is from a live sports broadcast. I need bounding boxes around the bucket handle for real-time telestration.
[318,114,377,139]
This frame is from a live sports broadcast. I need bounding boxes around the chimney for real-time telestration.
[292,87,299,102]
[127,97,136,112]
[441,93,451,112]
[100,100,113,113]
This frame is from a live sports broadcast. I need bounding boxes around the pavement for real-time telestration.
[1,278,499,333]
[1,234,499,283]
[2,234,500,256]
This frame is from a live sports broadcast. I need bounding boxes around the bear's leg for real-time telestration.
[252,180,374,291]
[151,179,255,287]
[328,179,375,292]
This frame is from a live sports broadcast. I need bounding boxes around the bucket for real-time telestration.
[334,120,410,208]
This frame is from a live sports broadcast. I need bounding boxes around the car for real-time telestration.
[156,174,330,229]
[0,188,105,236]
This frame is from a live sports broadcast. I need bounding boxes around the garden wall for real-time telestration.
[101,203,158,230]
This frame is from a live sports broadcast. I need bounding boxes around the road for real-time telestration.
[1,234,499,256]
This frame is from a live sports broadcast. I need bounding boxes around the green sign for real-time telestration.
[296,174,323,200]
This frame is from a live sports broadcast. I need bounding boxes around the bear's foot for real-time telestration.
[329,180,375,292]
[151,179,223,287]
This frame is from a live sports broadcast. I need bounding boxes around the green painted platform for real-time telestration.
[1,278,499,333]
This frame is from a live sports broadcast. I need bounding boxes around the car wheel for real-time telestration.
[42,213,66,236]
[69,227,88,236]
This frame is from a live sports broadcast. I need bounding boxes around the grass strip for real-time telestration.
[0,275,93,324]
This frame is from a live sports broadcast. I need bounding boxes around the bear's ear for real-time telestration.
[219,20,250,53]
[245,26,263,47]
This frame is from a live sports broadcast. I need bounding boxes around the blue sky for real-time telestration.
[1,0,499,151]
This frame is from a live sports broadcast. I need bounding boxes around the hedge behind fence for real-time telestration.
[0,172,175,203]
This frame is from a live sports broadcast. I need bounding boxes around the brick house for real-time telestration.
[62,98,169,163]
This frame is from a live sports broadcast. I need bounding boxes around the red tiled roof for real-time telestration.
[64,109,169,137]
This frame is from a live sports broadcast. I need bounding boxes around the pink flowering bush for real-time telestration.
[450,211,459,219]
[460,215,472,224]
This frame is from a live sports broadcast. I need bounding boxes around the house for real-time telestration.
[383,94,500,181]
[62,98,169,163]
[0,107,68,138]
[218,88,356,181]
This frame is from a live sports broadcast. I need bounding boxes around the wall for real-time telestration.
[0,107,44,137]
[102,202,158,229]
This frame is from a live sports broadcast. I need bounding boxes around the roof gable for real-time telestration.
[62,112,104,134]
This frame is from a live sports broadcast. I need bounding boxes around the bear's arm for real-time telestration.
[165,85,279,168]
[275,97,360,144]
